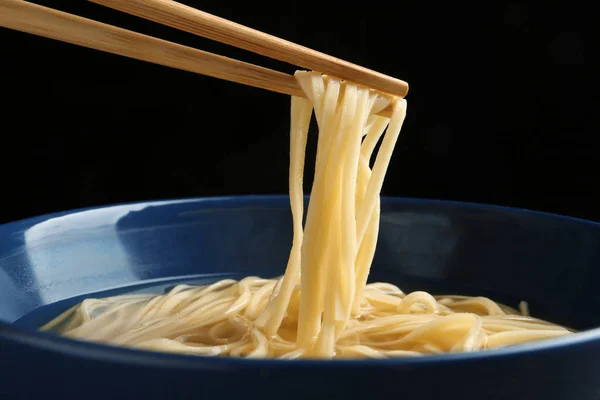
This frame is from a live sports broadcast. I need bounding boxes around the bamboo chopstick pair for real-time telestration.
[0,0,409,115]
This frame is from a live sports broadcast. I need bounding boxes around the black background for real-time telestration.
[0,1,593,224]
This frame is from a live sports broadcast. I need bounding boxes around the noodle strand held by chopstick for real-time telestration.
[40,71,572,359]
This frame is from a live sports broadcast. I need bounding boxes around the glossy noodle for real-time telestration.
[41,71,572,359]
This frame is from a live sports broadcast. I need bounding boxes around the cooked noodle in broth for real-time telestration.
[41,71,572,359]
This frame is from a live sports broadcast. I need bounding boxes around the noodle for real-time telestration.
[40,71,572,359]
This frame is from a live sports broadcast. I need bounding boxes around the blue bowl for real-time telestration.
[1,196,599,400]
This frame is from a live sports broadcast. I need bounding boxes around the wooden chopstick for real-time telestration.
[0,0,402,116]
[89,0,409,99]
[0,0,303,97]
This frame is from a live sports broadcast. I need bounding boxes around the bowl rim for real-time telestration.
[2,194,600,230]
[1,194,600,369]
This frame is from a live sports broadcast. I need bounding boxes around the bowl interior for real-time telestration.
[1,196,599,332]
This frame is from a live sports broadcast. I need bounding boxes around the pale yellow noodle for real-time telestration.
[40,71,573,359]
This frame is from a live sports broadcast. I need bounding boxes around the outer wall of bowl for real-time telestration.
[1,195,599,400]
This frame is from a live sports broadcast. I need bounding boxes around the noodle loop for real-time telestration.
[41,72,572,359]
